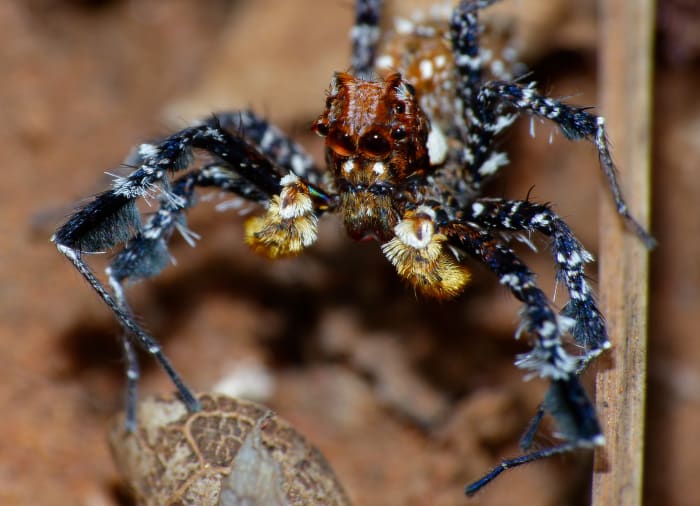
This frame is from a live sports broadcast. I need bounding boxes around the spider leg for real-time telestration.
[53,120,331,422]
[443,223,603,490]
[55,243,202,416]
[447,224,577,379]
[53,121,284,254]
[211,111,324,185]
[466,198,607,357]
[120,326,139,433]
[450,0,515,188]
[465,197,609,452]
[465,377,601,495]
[106,165,263,428]
[351,0,382,76]
[477,81,656,248]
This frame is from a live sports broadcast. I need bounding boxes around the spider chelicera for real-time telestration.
[52,0,654,495]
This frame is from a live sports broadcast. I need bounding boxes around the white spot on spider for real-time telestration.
[415,205,436,220]
[499,273,519,288]
[394,213,434,249]
[204,127,225,142]
[397,223,431,249]
[427,125,448,166]
[280,173,299,186]
[568,251,583,266]
[290,155,306,175]
[343,159,355,174]
[456,53,481,70]
[350,25,380,49]
[138,143,159,159]
[462,146,474,164]
[260,128,276,150]
[394,17,415,34]
[434,54,447,68]
[592,434,606,446]
[485,114,517,134]
[539,320,558,339]
[531,213,549,226]
[419,59,434,80]
[372,161,386,175]
[478,152,509,176]
[471,202,485,217]
[278,189,313,220]
[375,54,395,69]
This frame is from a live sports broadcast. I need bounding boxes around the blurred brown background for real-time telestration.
[0,0,697,504]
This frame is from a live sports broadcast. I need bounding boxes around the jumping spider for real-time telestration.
[52,0,655,496]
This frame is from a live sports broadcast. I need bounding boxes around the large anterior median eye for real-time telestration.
[359,129,391,158]
[327,129,356,157]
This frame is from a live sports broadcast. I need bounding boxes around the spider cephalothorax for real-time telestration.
[314,71,431,241]
[53,0,654,497]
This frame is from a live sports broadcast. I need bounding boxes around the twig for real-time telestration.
[593,0,655,504]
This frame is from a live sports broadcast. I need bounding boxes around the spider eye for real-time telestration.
[391,126,407,140]
[359,130,391,157]
[328,129,355,156]
[393,102,406,115]
[313,120,329,137]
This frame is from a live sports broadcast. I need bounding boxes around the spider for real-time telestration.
[52,0,654,496]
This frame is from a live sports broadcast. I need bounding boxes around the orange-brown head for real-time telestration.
[312,72,432,241]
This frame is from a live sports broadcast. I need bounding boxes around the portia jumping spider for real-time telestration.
[52,0,654,495]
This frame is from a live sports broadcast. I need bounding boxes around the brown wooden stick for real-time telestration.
[593,0,655,504]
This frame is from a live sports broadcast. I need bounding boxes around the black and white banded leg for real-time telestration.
[466,198,608,359]
[351,0,382,76]
[53,122,295,423]
[445,225,603,495]
[477,81,656,248]
[451,0,515,187]
[212,111,324,185]
[465,197,608,453]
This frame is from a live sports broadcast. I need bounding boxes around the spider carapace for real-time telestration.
[52,0,654,496]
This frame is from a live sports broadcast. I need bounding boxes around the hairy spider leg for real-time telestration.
[477,81,656,248]
[351,0,383,76]
[447,224,578,381]
[444,225,604,493]
[54,243,202,415]
[107,165,272,429]
[212,111,324,185]
[53,121,330,425]
[450,1,654,247]
[451,0,515,188]
[464,197,609,455]
[466,198,607,356]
